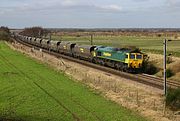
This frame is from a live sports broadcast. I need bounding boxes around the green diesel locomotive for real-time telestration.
[93,46,144,72]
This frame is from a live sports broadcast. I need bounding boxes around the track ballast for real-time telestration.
[12,37,180,90]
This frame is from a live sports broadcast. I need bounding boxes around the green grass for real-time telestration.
[52,35,180,57]
[0,41,147,121]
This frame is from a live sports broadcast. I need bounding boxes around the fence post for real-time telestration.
[136,90,140,107]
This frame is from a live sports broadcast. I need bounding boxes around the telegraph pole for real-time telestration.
[38,30,41,38]
[90,34,93,45]
[163,39,172,96]
[49,33,51,51]
[49,33,51,41]
[163,39,167,96]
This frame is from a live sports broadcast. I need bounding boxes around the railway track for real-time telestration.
[12,37,180,90]
[136,74,179,89]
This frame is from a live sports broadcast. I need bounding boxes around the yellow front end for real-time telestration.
[125,53,143,69]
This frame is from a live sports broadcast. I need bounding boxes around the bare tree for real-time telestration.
[20,27,49,38]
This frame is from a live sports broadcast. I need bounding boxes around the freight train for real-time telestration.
[15,34,145,73]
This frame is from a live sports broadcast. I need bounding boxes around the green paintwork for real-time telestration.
[95,46,131,63]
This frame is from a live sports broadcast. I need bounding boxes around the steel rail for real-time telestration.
[12,37,180,90]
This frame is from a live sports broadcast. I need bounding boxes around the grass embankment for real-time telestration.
[52,35,180,57]
[0,41,147,121]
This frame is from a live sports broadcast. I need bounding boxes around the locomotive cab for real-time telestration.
[125,53,143,69]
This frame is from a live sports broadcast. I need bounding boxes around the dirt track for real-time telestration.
[8,42,180,121]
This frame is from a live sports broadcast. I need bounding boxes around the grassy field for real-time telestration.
[0,41,147,121]
[52,35,180,57]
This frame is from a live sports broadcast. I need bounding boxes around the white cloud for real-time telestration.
[98,5,122,11]
[167,0,180,5]
[164,0,180,13]
[61,0,77,6]
[0,11,5,15]
[1,0,180,28]
[0,0,123,15]
[132,0,150,2]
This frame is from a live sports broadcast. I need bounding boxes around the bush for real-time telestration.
[166,88,180,111]
[145,63,158,74]
[142,57,159,74]
[0,26,10,41]
[167,56,173,64]
[166,69,174,78]
[0,31,9,40]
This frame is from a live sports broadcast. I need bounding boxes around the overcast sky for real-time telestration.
[0,0,180,28]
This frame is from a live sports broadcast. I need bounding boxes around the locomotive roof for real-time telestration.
[96,46,142,53]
